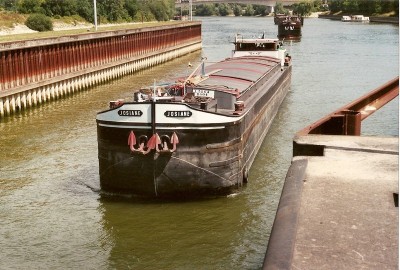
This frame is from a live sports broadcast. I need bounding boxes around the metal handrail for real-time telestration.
[297,77,399,136]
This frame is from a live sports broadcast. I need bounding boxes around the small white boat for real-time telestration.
[341,15,370,22]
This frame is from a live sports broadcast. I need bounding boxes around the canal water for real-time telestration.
[0,17,398,269]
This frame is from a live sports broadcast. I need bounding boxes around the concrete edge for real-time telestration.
[262,157,308,270]
[293,134,399,157]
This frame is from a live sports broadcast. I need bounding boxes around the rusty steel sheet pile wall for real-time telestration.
[0,22,202,117]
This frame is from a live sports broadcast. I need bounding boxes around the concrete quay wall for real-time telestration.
[264,135,399,269]
[0,22,202,118]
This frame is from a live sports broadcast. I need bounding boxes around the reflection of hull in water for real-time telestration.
[96,37,292,198]
[98,189,245,269]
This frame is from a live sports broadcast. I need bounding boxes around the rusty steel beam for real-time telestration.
[297,77,399,136]
[0,23,201,93]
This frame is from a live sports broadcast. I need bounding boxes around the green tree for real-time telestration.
[17,0,43,13]
[385,0,399,16]
[327,0,398,15]
[312,0,322,11]
[148,0,174,21]
[125,0,138,18]
[274,1,286,14]
[254,5,268,16]
[328,0,342,13]
[358,0,379,15]
[293,1,313,16]
[194,4,214,16]
[342,0,359,13]
[25,13,53,31]
[0,0,18,11]
[233,4,241,16]
[243,4,254,16]
[42,0,78,17]
[76,0,94,22]
[217,3,230,16]
[98,0,129,22]
[135,0,155,22]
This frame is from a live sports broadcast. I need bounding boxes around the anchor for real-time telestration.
[128,132,158,155]
[128,131,179,154]
[128,131,139,152]
[171,132,179,152]
[156,132,179,153]
[128,131,146,154]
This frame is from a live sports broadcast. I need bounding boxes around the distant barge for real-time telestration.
[277,15,302,40]
[96,34,292,198]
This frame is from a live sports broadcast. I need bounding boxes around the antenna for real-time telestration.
[183,57,207,95]
[201,57,207,76]
[153,79,157,101]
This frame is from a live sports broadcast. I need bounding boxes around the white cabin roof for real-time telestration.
[234,38,279,44]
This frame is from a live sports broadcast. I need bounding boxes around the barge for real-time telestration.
[96,34,292,198]
[277,15,302,40]
[274,13,287,25]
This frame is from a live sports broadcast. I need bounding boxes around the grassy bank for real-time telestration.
[0,13,182,43]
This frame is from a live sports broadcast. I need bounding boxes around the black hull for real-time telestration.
[97,65,292,198]
[277,23,302,40]
[98,124,242,198]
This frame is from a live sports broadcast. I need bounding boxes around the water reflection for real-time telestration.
[98,194,247,269]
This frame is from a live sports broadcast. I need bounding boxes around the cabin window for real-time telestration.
[236,43,277,51]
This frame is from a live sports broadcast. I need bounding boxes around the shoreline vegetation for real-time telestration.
[0,19,182,42]
[0,0,398,41]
